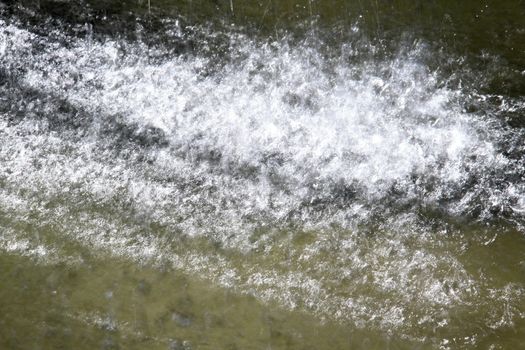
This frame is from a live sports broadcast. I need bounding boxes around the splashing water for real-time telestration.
[1,4,525,349]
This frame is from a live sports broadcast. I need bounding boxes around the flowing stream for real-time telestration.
[1,1,525,349]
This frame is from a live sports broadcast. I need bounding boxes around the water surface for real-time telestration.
[1,1,525,349]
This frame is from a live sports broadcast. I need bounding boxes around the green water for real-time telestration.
[1,208,525,349]
[1,251,427,350]
[29,0,525,62]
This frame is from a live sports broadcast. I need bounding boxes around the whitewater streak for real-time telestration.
[1,16,524,347]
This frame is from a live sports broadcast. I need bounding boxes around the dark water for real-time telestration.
[1,1,525,349]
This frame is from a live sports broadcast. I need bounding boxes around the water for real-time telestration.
[1,1,525,349]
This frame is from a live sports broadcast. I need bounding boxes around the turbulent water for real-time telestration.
[1,1,525,349]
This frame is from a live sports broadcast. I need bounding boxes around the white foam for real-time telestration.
[1,18,524,346]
